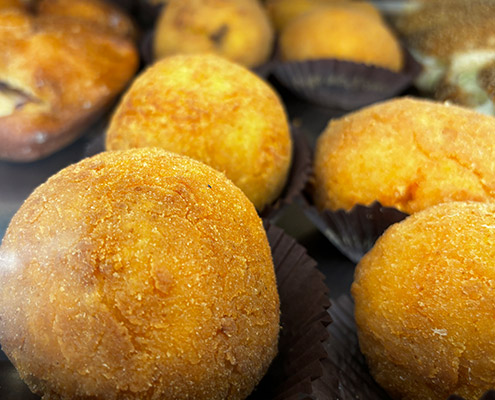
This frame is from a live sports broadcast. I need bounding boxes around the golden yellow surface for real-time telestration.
[265,0,357,32]
[106,54,292,212]
[353,201,495,400]
[153,0,274,68]
[0,148,280,400]
[313,97,495,214]
[0,0,138,161]
[279,2,403,71]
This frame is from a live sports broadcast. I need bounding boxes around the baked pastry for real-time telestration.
[393,0,495,114]
[278,1,403,72]
[106,53,292,212]
[313,97,495,215]
[152,0,274,68]
[0,147,280,400]
[0,0,138,162]
[352,200,495,400]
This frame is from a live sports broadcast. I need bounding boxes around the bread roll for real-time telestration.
[0,147,280,400]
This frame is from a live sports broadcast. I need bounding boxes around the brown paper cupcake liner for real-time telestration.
[248,221,332,399]
[271,48,422,110]
[299,189,408,263]
[0,220,333,400]
[328,295,495,400]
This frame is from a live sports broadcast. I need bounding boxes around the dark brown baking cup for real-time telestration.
[248,221,332,400]
[260,127,312,221]
[326,295,392,400]
[299,188,408,263]
[271,49,422,110]
[330,295,495,400]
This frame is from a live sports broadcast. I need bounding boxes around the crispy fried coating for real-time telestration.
[0,148,280,400]
[352,201,495,400]
[279,2,403,71]
[313,97,495,214]
[106,53,292,212]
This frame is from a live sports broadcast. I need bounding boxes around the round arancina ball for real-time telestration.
[0,147,280,400]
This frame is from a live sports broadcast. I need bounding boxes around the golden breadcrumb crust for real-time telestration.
[353,201,495,400]
[279,2,403,71]
[313,97,495,214]
[0,148,280,400]
[153,0,274,68]
[106,54,292,212]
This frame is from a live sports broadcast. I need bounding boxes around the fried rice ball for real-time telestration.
[153,0,274,68]
[279,2,403,71]
[106,53,292,212]
[0,148,280,400]
[313,97,495,215]
[352,200,495,399]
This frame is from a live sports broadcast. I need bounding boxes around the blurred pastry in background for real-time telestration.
[153,0,274,68]
[312,97,495,215]
[0,0,139,162]
[278,1,403,72]
[265,0,364,32]
[353,200,495,400]
[393,0,495,114]
[106,53,292,212]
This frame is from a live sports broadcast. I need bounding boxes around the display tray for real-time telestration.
[0,81,356,399]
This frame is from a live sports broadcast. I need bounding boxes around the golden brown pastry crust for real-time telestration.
[106,53,292,212]
[0,148,280,400]
[352,201,495,400]
[0,1,138,162]
[313,97,495,214]
[152,0,274,68]
[279,2,403,71]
